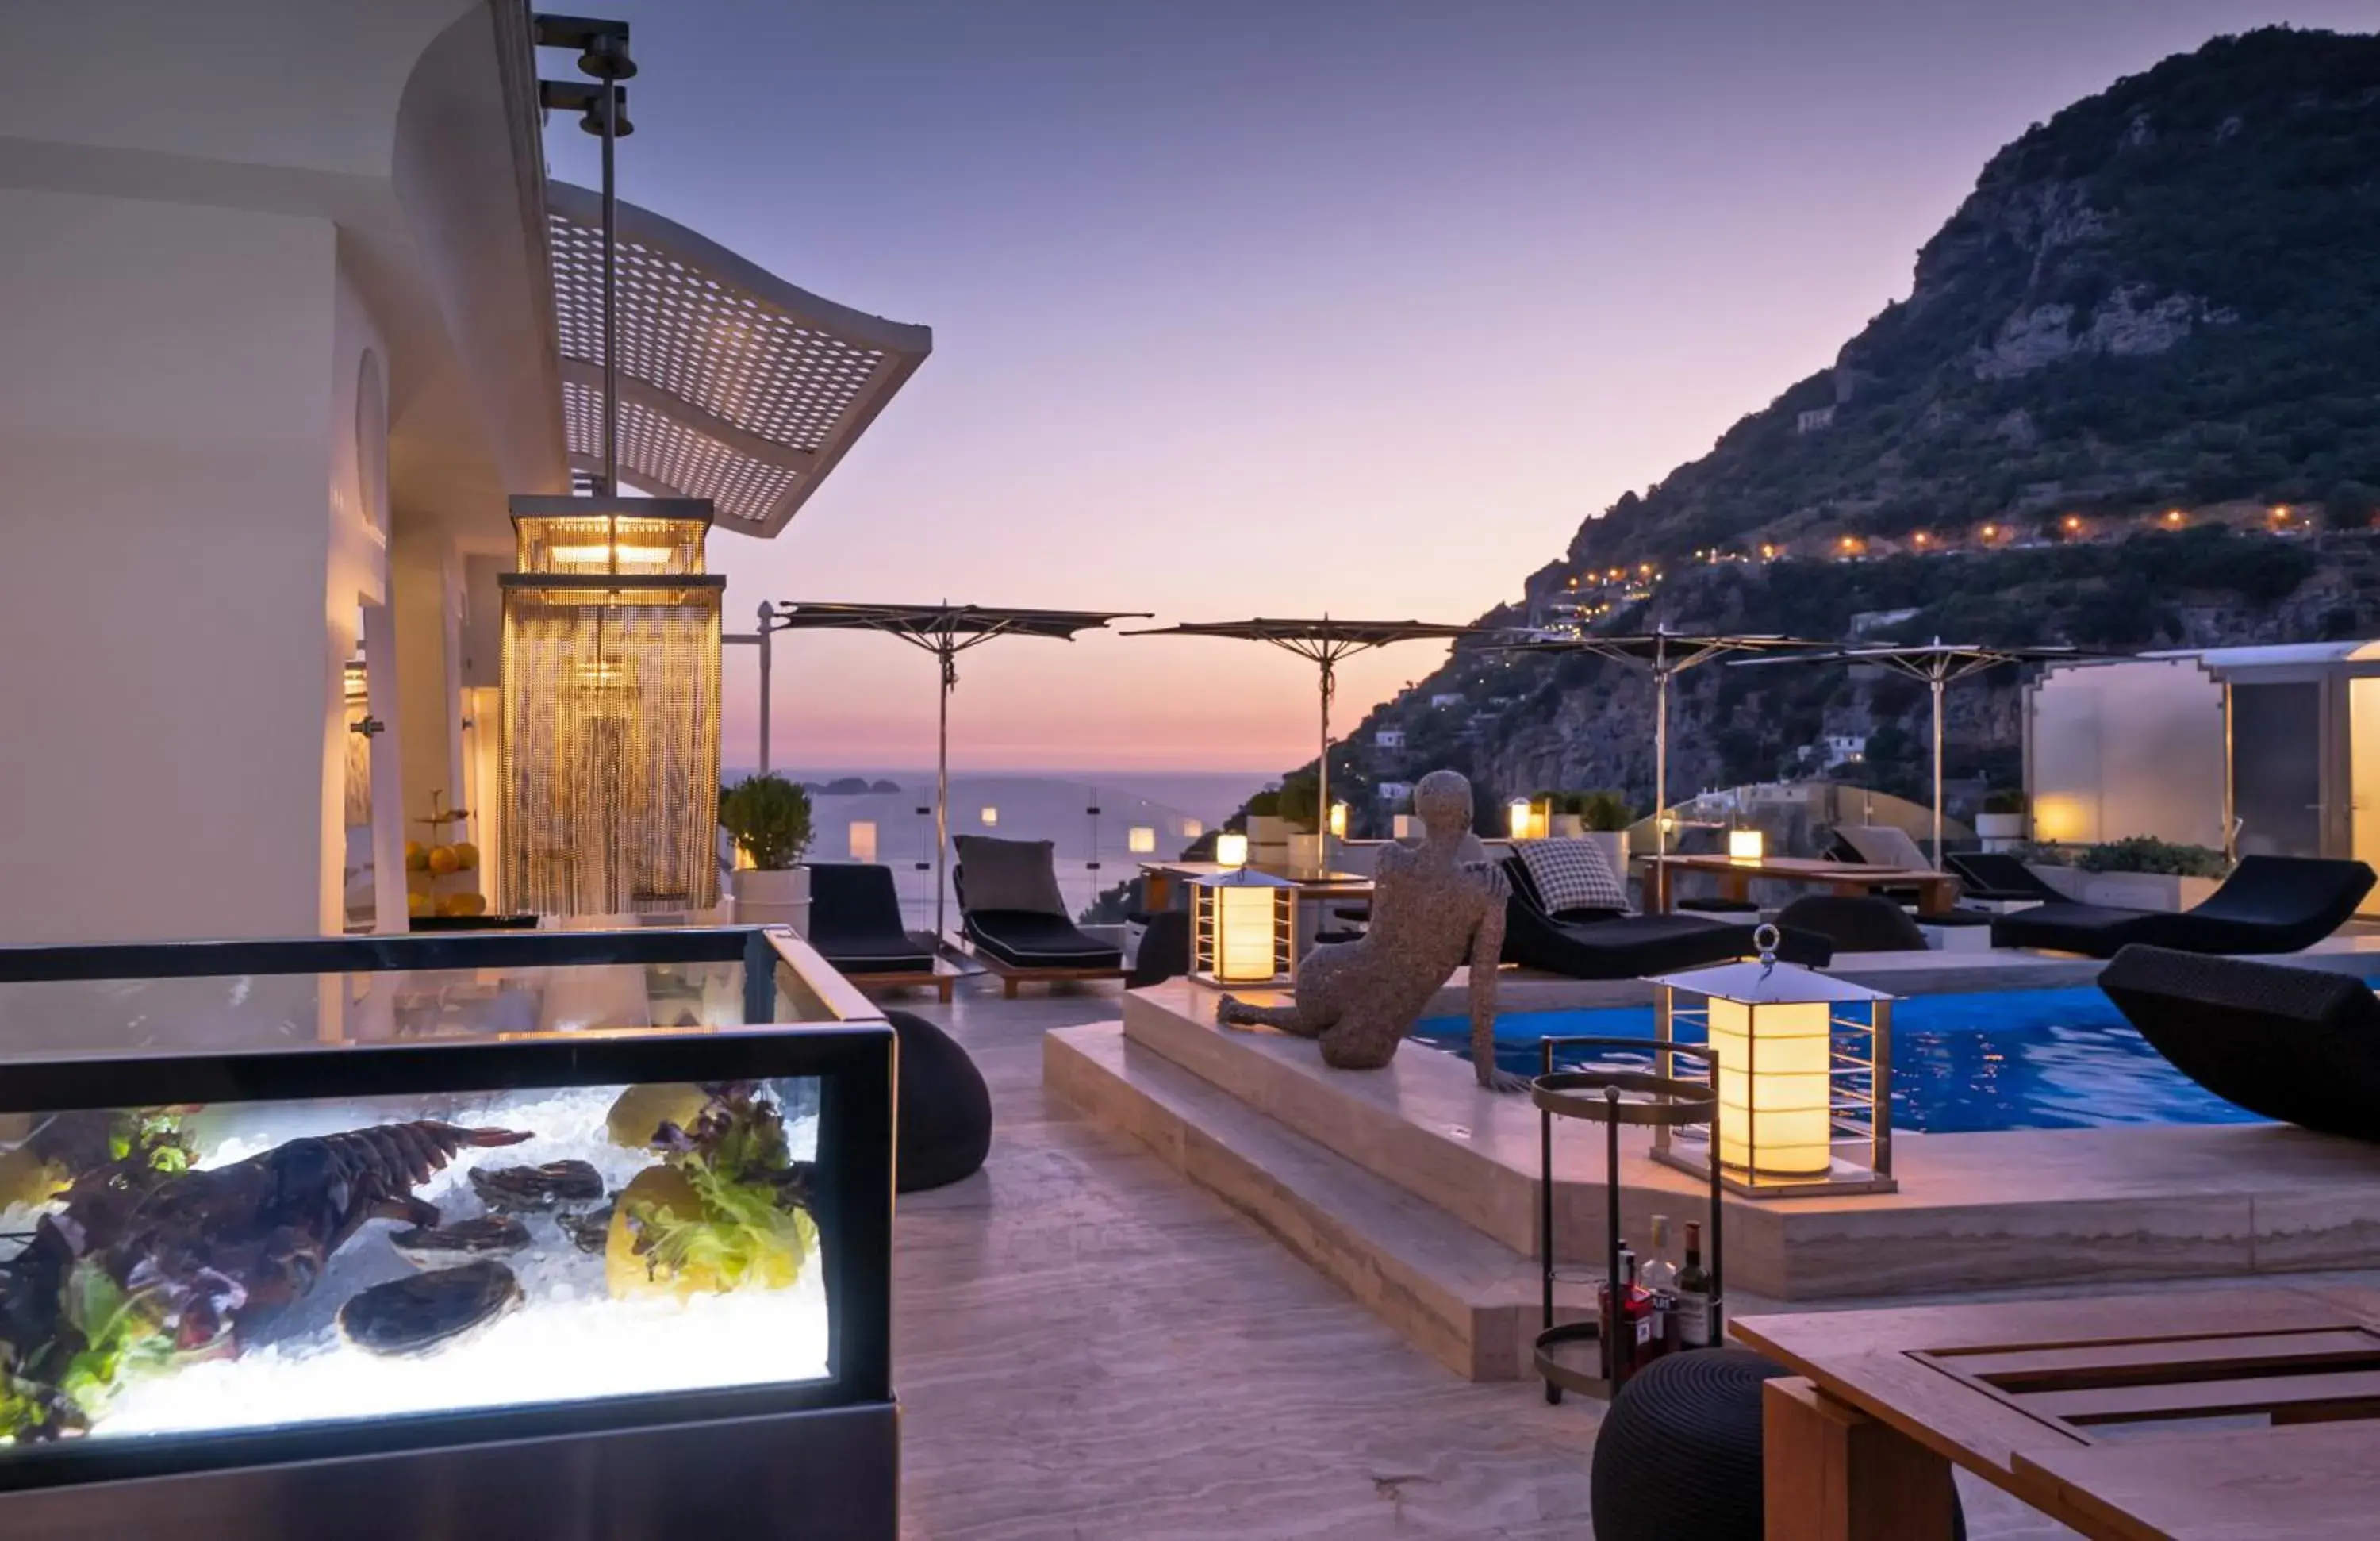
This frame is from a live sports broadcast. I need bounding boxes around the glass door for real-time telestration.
[2229,682,2323,859]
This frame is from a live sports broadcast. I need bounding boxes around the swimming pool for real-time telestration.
[1410,984,2294,1134]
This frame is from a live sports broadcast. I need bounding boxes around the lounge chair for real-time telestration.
[954,835,1127,997]
[1833,824,1933,871]
[807,863,949,1001]
[1773,894,1929,953]
[1944,851,2067,906]
[1500,856,1833,978]
[1990,855,2374,959]
[1127,909,1190,989]
[2098,945,2380,1140]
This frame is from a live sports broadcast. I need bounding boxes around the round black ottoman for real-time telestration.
[1591,1349,1964,1540]
[885,1009,993,1193]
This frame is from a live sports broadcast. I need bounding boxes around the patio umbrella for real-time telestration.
[771,602,1148,937]
[1733,639,2107,868]
[1127,617,1480,862]
[1495,629,1830,854]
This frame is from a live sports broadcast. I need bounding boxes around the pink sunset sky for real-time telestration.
[550,1,2377,774]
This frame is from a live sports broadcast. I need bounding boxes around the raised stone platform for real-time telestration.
[1059,981,2380,1318]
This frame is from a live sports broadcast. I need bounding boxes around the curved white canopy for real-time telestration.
[547,181,931,536]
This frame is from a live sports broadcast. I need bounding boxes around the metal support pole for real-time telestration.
[1317,653,1334,874]
[757,601,774,775]
[1653,666,1671,859]
[935,644,954,941]
[1930,673,1947,870]
[599,81,619,494]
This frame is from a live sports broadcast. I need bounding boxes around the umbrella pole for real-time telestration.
[1930,672,1947,871]
[935,646,954,942]
[1317,655,1334,875]
[1653,667,1670,860]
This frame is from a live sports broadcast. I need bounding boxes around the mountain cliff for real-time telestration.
[1330,27,2380,828]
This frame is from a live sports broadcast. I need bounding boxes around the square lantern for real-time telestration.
[499,496,723,918]
[849,820,878,863]
[1727,827,1765,862]
[1213,831,1250,868]
[1328,801,1349,840]
[1190,868,1296,986]
[1507,798,1536,840]
[1128,824,1157,854]
[1645,927,1896,1197]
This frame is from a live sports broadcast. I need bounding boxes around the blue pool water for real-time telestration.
[1411,984,2299,1134]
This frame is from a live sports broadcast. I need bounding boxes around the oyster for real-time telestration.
[558,1201,616,1255]
[389,1215,531,1268]
[339,1260,523,1357]
[468,1159,605,1210]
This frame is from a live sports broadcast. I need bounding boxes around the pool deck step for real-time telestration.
[1089,981,2380,1301]
[1045,1022,1594,1381]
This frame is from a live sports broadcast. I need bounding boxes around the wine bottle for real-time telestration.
[1675,1220,1713,1350]
[1638,1214,1678,1354]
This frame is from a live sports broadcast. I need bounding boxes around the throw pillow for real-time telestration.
[953,836,1068,917]
[1518,837,1627,914]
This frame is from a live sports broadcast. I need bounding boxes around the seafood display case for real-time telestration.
[0,927,896,1539]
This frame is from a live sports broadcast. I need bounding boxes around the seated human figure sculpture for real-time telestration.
[1219,769,1528,1093]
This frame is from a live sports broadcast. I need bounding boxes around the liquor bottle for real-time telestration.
[1624,1254,1660,1366]
[1638,1215,1678,1355]
[1598,1243,1636,1380]
[1675,1220,1714,1350]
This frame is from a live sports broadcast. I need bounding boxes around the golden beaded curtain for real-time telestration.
[499,497,723,917]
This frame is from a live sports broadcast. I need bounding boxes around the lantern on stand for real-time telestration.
[1190,868,1296,986]
[1726,827,1764,862]
[1646,927,1896,1197]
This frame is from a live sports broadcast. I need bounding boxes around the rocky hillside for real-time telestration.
[1318,27,2380,831]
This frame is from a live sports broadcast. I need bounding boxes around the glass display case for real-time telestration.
[0,928,894,1539]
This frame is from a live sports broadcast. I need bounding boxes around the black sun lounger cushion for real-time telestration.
[2098,944,2380,1140]
[1993,855,2374,958]
[804,863,935,974]
[1498,858,1832,978]
[951,836,1069,917]
[965,910,1123,972]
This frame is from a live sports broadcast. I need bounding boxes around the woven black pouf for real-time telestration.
[1591,1350,1785,1541]
[1591,1349,1965,1541]
[886,1009,993,1193]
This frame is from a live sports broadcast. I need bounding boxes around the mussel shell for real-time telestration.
[558,1201,616,1255]
[340,1260,524,1357]
[469,1159,605,1209]
[389,1215,532,1267]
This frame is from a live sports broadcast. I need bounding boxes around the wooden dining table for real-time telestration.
[1735,1285,2380,1539]
[1641,852,1960,915]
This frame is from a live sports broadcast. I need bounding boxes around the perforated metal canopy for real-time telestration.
[547,182,932,536]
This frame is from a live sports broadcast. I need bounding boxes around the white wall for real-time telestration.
[0,186,365,942]
[2026,659,2228,849]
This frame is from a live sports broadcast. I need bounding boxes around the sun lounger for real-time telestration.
[954,836,1127,997]
[1500,857,1832,978]
[1990,855,2374,958]
[1773,894,1929,953]
[1944,851,2067,905]
[2098,944,2380,1139]
[806,863,950,1001]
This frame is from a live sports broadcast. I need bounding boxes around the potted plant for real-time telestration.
[720,774,815,932]
[1275,774,1326,876]
[1975,788,2026,847]
[1542,791,1587,840]
[2072,836,2228,912]
[1243,789,1289,869]
[1577,789,1634,883]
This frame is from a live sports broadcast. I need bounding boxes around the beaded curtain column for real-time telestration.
[500,498,724,917]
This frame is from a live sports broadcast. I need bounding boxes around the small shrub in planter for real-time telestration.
[1981,788,2027,816]
[719,774,814,870]
[2074,836,2229,878]
[1578,790,1633,832]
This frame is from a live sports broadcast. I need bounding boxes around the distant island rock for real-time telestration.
[803,777,905,796]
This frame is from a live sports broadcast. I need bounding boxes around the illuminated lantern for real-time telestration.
[1727,828,1765,863]
[850,820,878,863]
[980,805,999,828]
[1507,797,1535,840]
[1329,801,1349,840]
[1128,825,1157,855]
[1213,831,1250,868]
[500,496,721,917]
[1647,928,1897,1197]
[1191,868,1295,986]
